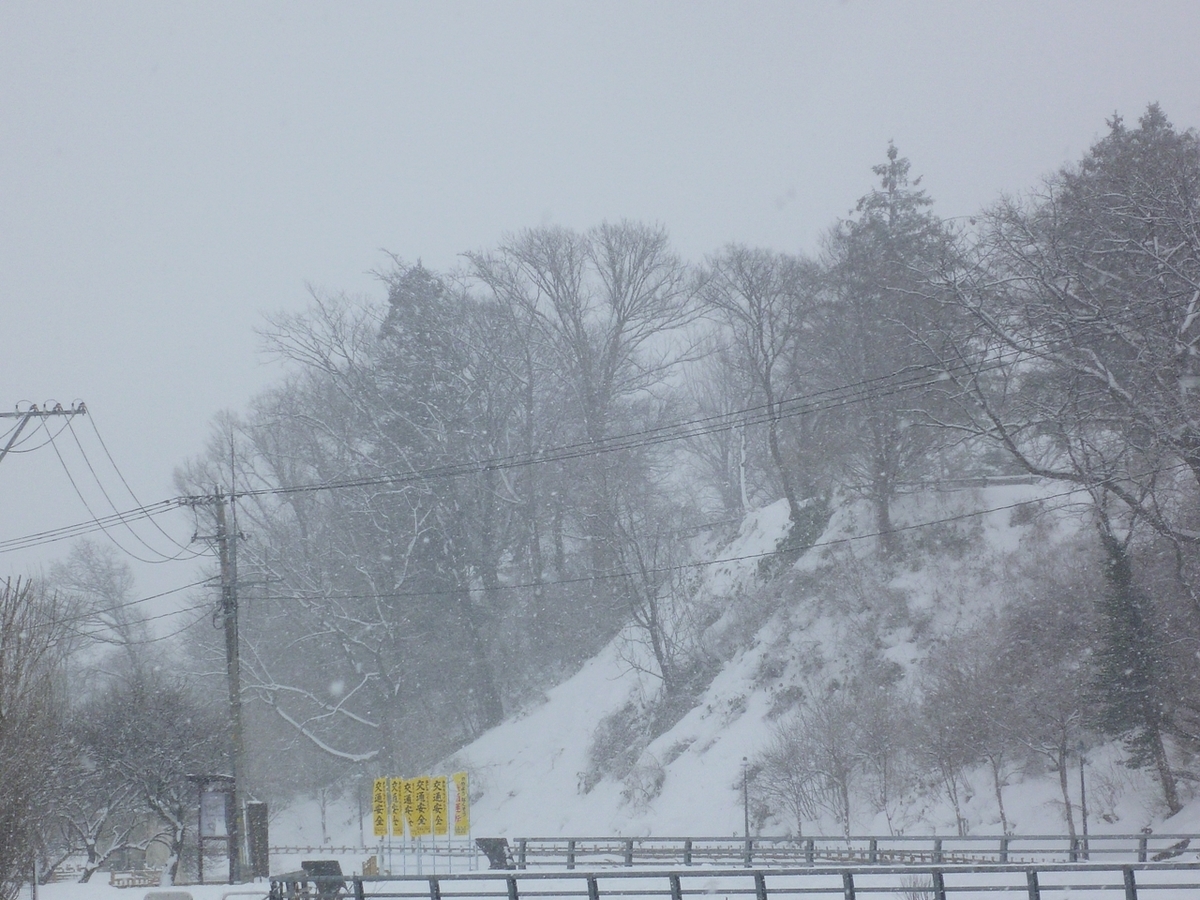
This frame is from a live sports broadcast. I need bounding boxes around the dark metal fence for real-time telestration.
[499,835,1195,868]
[277,835,1195,870]
[270,861,1200,900]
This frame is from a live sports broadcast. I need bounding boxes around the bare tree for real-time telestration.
[757,685,862,837]
[0,579,74,900]
[469,221,697,580]
[944,106,1200,811]
[75,662,227,884]
[699,246,825,525]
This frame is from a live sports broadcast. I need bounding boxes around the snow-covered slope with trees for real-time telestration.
[438,487,1200,839]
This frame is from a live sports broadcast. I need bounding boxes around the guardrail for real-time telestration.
[285,835,1195,869]
[269,861,1200,900]
[503,835,1197,868]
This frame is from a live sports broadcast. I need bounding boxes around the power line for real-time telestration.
[237,469,1165,604]
[0,299,1176,555]
[0,498,182,553]
[84,415,203,557]
[59,417,202,561]
[207,298,1172,503]
[41,418,191,565]
[17,577,216,636]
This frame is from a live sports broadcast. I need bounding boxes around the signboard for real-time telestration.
[389,777,406,837]
[402,778,417,835]
[200,790,227,837]
[431,776,448,836]
[371,771,468,840]
[410,776,432,837]
[453,771,470,836]
[372,777,389,838]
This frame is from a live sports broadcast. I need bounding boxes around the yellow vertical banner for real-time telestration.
[452,771,470,836]
[430,775,449,836]
[371,778,389,838]
[402,778,417,835]
[410,776,432,836]
[388,777,405,837]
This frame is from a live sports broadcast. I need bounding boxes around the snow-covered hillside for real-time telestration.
[433,485,1200,839]
[263,485,1200,855]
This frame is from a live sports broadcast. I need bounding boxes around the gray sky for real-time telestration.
[3,0,1199,603]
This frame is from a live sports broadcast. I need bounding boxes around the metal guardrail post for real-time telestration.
[354,878,364,900]
[624,840,633,866]
[428,877,441,900]
[743,838,753,867]
[1138,837,1147,863]
[868,839,877,863]
[518,839,527,869]
[1069,837,1078,862]
[841,870,855,900]
[754,872,767,900]
[1123,866,1137,900]
[669,873,682,900]
[933,839,942,864]
[567,840,576,870]
[506,876,519,900]
[1000,837,1008,863]
[1026,869,1040,900]
[586,875,599,900]
[683,840,692,866]
[932,869,946,900]
[805,839,814,865]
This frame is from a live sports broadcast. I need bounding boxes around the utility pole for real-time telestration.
[0,403,87,465]
[216,492,246,883]
[190,488,246,882]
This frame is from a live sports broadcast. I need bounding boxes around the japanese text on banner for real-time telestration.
[452,771,470,836]
[389,777,405,837]
[431,776,448,836]
[372,778,388,838]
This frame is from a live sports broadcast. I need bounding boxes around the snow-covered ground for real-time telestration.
[25,484,1200,900]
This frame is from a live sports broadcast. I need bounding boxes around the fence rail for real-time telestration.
[269,861,1200,900]
[273,834,1198,870]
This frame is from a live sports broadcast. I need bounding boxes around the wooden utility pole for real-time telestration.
[187,487,247,882]
[214,492,246,882]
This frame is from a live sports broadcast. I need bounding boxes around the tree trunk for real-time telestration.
[1150,726,1182,814]
[455,587,504,731]
[989,755,1009,834]
[1056,744,1077,842]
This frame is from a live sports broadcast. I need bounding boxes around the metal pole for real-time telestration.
[1079,744,1089,860]
[742,757,750,838]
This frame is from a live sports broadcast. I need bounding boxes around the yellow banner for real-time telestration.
[389,777,405,837]
[410,776,432,837]
[431,776,449,836]
[371,778,389,838]
[452,771,470,836]
[402,778,417,835]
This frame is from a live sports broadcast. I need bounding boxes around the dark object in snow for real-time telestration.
[1151,837,1191,861]
[292,861,344,900]
[145,893,192,900]
[301,861,343,877]
[476,838,515,870]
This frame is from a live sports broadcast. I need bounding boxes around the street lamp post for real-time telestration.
[1078,742,1089,860]
[742,757,750,838]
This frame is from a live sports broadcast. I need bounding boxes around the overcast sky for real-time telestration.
[3,0,1200,606]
